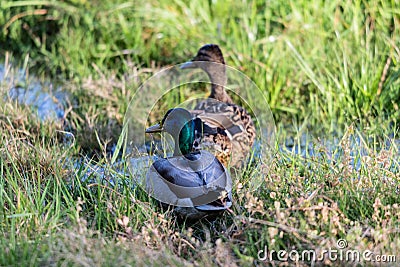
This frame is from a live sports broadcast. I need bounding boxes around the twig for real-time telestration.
[377,56,391,97]
[3,9,48,33]
[235,216,321,243]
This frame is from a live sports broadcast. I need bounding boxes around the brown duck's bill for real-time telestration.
[145,123,163,133]
[180,61,197,69]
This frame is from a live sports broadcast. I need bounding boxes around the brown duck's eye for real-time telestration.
[197,52,208,58]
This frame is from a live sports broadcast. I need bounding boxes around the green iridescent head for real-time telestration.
[146,108,200,156]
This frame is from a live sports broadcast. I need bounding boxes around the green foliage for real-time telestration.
[1,0,399,125]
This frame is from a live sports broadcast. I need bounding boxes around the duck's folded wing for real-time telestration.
[146,153,231,207]
[191,101,256,168]
[192,103,255,144]
[195,196,232,211]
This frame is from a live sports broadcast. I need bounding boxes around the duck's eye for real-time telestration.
[197,52,208,58]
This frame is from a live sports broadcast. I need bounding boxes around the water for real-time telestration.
[0,64,68,121]
[68,155,158,192]
[282,132,399,173]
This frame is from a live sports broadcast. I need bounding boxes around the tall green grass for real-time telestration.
[1,0,399,128]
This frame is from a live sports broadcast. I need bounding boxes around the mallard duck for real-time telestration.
[145,108,232,220]
[180,44,256,168]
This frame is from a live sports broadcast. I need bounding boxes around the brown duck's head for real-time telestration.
[180,44,225,70]
[180,44,231,102]
[193,44,225,64]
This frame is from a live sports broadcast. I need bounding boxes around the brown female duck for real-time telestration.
[181,44,256,168]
